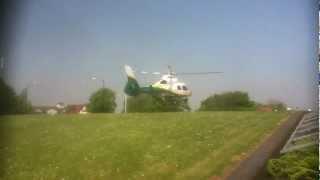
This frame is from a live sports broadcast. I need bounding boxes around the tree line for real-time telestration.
[86,88,287,113]
[0,78,286,114]
[0,78,33,115]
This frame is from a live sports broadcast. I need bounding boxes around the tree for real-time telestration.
[199,91,255,111]
[0,78,16,115]
[88,88,116,113]
[127,94,158,112]
[14,88,33,114]
[266,99,286,111]
[126,93,190,113]
[156,95,190,112]
[0,78,34,115]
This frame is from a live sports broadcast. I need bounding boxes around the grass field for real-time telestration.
[0,112,288,180]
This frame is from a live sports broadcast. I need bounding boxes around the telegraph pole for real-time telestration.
[91,76,105,89]
[124,94,127,113]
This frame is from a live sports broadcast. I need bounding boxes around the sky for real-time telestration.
[7,0,318,111]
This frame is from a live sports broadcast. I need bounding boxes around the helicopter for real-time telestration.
[124,65,222,97]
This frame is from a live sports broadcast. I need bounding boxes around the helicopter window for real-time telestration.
[182,86,188,90]
[177,86,181,90]
[160,80,167,84]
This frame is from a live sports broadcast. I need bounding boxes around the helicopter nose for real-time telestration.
[182,90,191,96]
[187,90,192,96]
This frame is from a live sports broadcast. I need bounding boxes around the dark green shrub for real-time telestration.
[88,88,116,113]
[0,78,17,115]
[267,147,319,180]
[199,91,256,111]
[127,94,190,113]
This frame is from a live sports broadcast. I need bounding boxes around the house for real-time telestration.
[33,106,56,114]
[256,105,273,112]
[33,108,43,114]
[33,103,65,115]
[33,103,87,115]
[66,104,87,114]
[55,102,66,113]
[79,106,88,114]
[56,102,65,109]
[47,108,58,115]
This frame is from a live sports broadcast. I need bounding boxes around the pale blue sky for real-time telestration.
[8,0,318,110]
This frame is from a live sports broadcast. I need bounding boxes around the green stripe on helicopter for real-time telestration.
[124,77,176,96]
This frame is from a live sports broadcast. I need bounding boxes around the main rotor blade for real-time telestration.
[177,72,223,75]
[135,71,162,75]
[152,72,161,75]
[140,71,148,74]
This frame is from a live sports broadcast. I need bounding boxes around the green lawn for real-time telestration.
[0,112,288,180]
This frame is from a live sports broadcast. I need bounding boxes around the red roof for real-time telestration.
[66,104,86,113]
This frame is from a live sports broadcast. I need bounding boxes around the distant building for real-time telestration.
[256,105,273,112]
[55,102,66,113]
[79,106,88,114]
[66,104,87,114]
[33,106,56,114]
[34,108,43,114]
[33,103,65,115]
[56,102,65,109]
[33,103,88,115]
[47,109,58,115]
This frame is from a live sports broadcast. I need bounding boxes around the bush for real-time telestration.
[88,88,116,113]
[266,100,287,111]
[14,88,33,114]
[156,95,190,112]
[0,78,17,115]
[199,91,255,111]
[127,94,190,113]
[0,78,34,115]
[127,94,158,112]
[267,147,318,180]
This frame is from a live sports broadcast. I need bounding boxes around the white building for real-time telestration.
[47,109,58,115]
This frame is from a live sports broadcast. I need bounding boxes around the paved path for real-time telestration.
[225,112,305,180]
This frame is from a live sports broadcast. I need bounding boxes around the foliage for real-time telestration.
[199,91,256,111]
[0,112,287,179]
[266,100,287,111]
[267,147,319,180]
[0,79,34,115]
[126,94,158,112]
[127,93,190,112]
[0,78,16,115]
[156,95,191,112]
[14,88,33,114]
[88,88,116,113]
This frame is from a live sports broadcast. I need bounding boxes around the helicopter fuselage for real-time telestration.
[150,74,191,96]
[124,65,191,97]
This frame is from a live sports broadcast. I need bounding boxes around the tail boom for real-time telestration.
[124,65,140,96]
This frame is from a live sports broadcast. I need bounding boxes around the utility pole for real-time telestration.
[0,56,5,78]
[25,81,37,102]
[91,76,105,89]
[124,94,127,113]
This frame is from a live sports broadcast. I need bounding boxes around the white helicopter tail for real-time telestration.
[124,65,136,79]
[124,65,140,96]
